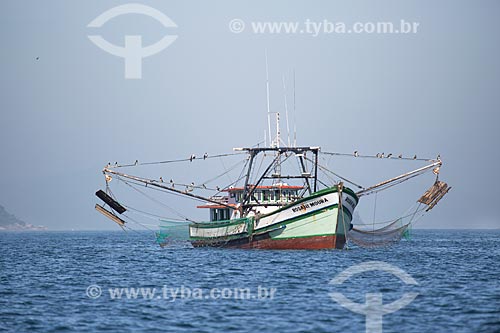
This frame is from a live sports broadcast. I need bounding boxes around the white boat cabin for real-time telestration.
[197,184,304,222]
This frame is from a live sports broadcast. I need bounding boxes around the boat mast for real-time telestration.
[265,52,282,183]
[234,147,320,212]
[314,150,319,192]
[283,75,291,148]
[293,70,297,147]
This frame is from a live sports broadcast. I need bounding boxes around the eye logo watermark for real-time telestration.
[87,3,178,79]
[329,261,419,333]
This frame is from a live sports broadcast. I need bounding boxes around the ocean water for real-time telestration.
[0,230,499,333]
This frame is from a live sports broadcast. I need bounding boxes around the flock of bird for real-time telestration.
[353,151,418,159]
[106,150,440,194]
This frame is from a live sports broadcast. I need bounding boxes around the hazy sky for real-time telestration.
[1,0,499,230]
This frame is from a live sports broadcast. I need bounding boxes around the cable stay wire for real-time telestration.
[303,156,364,189]
[107,152,246,168]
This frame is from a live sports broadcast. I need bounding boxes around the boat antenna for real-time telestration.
[293,69,297,147]
[283,75,291,147]
[275,108,281,148]
[265,50,272,148]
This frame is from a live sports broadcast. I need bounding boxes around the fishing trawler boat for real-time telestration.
[94,70,450,249]
[95,140,449,249]
[188,147,359,249]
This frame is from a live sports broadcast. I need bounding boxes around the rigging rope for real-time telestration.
[199,158,247,189]
[118,176,193,221]
[321,151,434,162]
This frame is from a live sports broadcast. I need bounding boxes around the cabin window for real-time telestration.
[262,191,269,201]
[211,208,230,221]
[275,190,281,201]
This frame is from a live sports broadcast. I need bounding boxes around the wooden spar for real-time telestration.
[103,168,235,210]
[356,160,442,197]
[418,180,451,211]
[95,204,126,226]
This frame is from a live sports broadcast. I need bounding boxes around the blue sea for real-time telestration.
[1,230,499,333]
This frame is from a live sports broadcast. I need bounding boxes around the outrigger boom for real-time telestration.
[102,168,235,210]
[356,159,443,197]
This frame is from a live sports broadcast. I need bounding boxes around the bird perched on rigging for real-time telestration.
[353,150,359,157]
[159,177,164,183]
[189,154,196,162]
[398,154,403,159]
[134,160,138,166]
[413,155,417,159]
[387,153,392,158]
[203,153,208,160]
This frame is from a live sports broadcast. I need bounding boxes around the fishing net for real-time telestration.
[348,180,451,248]
[155,220,191,247]
[348,219,411,248]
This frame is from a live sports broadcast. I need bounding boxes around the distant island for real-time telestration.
[0,205,46,231]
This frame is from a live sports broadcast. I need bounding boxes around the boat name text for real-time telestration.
[344,196,356,210]
[292,198,328,213]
